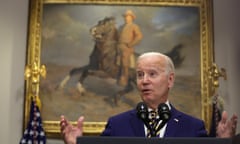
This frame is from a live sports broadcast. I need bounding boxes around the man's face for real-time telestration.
[136,55,174,109]
[124,15,133,24]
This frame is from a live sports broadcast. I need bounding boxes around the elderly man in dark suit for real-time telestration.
[60,52,238,144]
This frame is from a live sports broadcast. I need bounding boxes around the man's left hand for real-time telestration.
[217,111,238,138]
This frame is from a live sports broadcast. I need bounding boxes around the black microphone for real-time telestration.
[136,102,148,121]
[136,102,155,137]
[158,103,171,121]
[155,103,171,133]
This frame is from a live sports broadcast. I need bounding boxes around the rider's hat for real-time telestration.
[123,10,136,19]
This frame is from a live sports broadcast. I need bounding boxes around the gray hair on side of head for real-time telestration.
[137,52,175,75]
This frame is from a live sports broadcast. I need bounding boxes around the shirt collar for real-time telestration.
[148,100,171,112]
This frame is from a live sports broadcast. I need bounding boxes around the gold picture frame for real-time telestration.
[24,0,215,138]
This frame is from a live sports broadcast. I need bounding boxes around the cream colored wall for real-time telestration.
[213,0,240,132]
[0,0,239,143]
[0,0,28,143]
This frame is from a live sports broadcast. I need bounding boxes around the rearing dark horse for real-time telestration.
[57,17,137,105]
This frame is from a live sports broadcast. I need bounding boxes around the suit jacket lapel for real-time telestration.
[164,105,182,137]
[130,110,145,137]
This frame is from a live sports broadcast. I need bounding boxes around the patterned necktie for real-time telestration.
[147,111,159,138]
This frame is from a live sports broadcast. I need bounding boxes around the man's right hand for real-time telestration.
[60,115,84,144]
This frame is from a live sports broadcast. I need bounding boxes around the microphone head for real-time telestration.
[158,103,171,121]
[136,102,148,120]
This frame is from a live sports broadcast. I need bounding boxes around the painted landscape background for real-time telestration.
[40,4,201,122]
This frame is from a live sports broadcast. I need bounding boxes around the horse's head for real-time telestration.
[90,16,117,42]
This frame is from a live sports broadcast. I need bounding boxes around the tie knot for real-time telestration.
[149,111,157,120]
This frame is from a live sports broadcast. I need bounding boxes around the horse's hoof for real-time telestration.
[76,83,86,96]
[79,91,85,96]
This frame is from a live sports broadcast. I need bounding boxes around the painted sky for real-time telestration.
[41,4,200,75]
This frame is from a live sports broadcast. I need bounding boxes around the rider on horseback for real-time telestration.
[117,10,143,86]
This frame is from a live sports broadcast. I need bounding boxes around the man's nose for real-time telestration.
[142,75,150,83]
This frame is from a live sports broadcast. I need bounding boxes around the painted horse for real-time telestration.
[57,16,184,105]
[57,17,136,104]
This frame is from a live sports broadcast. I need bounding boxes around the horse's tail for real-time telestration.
[165,44,185,68]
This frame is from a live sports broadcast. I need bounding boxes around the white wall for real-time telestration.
[0,0,28,143]
[213,0,240,133]
[0,0,239,143]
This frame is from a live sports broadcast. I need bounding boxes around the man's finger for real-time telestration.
[221,111,228,124]
[77,116,84,130]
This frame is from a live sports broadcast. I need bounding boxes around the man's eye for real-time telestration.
[149,72,157,77]
[137,72,144,78]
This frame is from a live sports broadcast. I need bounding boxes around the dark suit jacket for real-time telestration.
[101,105,208,137]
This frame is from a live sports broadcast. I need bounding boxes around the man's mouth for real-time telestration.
[141,89,152,94]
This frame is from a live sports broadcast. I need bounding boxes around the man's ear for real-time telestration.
[168,72,175,88]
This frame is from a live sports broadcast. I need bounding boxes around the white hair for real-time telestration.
[137,52,175,75]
